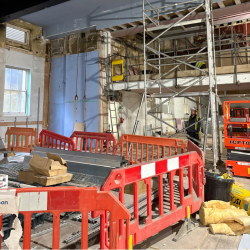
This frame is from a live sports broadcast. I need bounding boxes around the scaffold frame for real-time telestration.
[141,0,220,169]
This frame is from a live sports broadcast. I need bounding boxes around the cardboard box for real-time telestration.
[124,178,159,195]
[124,180,147,195]
[0,175,8,188]
[29,153,68,177]
[18,169,72,186]
[18,169,35,184]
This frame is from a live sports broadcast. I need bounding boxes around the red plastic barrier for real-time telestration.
[0,187,130,250]
[5,127,38,152]
[70,131,117,155]
[100,151,205,248]
[187,139,204,163]
[117,134,187,164]
[39,129,75,150]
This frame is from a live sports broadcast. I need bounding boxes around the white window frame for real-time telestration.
[6,23,30,46]
[3,66,29,116]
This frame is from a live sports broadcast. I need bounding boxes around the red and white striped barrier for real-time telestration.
[0,187,130,250]
[100,150,205,248]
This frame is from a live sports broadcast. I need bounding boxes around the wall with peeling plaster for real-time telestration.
[0,20,46,149]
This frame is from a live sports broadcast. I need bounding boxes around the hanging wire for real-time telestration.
[75,37,79,123]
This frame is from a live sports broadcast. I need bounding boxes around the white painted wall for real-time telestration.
[0,48,44,149]
[120,91,195,136]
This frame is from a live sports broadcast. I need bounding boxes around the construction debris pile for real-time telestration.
[18,153,72,186]
[200,200,250,236]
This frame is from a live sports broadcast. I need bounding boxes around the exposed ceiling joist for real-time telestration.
[111,2,250,37]
[118,24,127,30]
[129,22,137,27]
[109,27,117,31]
[162,14,170,20]
[175,12,184,17]
[217,1,225,8]
[187,8,197,15]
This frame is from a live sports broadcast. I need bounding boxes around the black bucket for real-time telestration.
[204,172,235,202]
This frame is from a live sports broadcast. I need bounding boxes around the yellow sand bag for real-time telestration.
[209,216,250,235]
[199,206,248,226]
[203,200,237,209]
[209,223,240,235]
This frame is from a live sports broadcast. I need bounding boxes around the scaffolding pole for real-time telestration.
[140,0,219,169]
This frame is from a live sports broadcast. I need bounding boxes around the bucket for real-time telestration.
[204,172,235,202]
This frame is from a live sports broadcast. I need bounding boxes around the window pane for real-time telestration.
[5,68,11,89]
[10,69,18,90]
[19,92,26,113]
[22,71,27,90]
[6,26,25,43]
[10,91,19,112]
[18,70,23,90]
[3,91,10,112]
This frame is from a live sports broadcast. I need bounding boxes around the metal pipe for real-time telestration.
[158,41,163,136]
[143,0,148,135]
[126,48,129,90]
[147,0,201,12]
[147,47,206,89]
[168,117,206,138]
[37,87,40,138]
[149,113,205,146]
[203,93,211,158]
[205,0,218,170]
[247,19,249,64]
[147,46,208,74]
[144,0,159,15]
[148,75,208,113]
[146,3,203,46]
[127,43,250,60]
[219,26,222,67]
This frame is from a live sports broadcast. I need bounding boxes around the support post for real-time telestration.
[143,0,148,136]
[37,87,40,138]
[205,0,219,170]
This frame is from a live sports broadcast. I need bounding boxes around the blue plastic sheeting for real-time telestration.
[50,56,66,135]
[50,51,99,137]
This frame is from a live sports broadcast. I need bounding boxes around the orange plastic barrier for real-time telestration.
[39,129,75,150]
[70,131,118,155]
[0,187,130,250]
[5,127,38,152]
[117,134,187,164]
[100,143,205,248]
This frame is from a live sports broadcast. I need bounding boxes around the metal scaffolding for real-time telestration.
[141,0,220,169]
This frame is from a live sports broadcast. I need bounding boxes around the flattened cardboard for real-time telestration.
[29,154,67,177]
[46,153,68,167]
[18,169,72,186]
[33,173,72,186]
[18,169,35,184]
